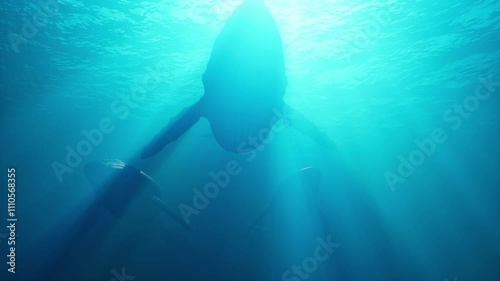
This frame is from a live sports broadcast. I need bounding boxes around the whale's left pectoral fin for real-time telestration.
[283,105,336,149]
[141,100,203,159]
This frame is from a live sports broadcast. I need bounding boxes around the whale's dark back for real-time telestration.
[201,1,288,152]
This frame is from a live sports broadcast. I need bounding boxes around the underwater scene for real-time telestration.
[0,0,499,280]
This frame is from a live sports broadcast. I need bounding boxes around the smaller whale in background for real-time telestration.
[141,0,335,158]
[84,159,193,231]
[38,160,192,281]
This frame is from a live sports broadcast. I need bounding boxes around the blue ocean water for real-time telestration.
[1,0,499,280]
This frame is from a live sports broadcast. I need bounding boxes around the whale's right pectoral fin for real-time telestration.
[141,101,203,159]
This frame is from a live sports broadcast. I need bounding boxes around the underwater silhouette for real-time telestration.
[141,0,334,158]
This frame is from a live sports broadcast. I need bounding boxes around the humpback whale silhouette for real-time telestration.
[142,0,334,158]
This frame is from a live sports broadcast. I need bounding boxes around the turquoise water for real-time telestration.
[1,0,500,280]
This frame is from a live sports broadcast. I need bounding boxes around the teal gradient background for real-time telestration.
[0,0,499,280]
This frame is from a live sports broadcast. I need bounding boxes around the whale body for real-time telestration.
[142,0,334,158]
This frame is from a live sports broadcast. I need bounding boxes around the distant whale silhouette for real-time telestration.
[142,0,334,158]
